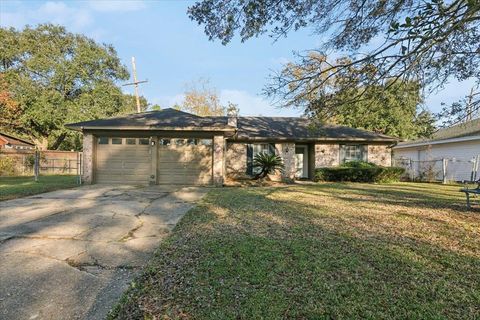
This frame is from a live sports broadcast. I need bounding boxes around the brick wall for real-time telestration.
[368,145,392,166]
[225,142,248,179]
[315,143,340,167]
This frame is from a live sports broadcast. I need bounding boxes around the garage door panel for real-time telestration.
[157,140,213,185]
[157,174,212,185]
[95,137,150,184]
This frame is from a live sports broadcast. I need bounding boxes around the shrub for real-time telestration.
[340,160,377,168]
[0,157,16,176]
[315,165,405,183]
[253,152,285,179]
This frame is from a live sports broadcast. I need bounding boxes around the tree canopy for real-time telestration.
[189,0,480,123]
[0,24,133,150]
[180,79,226,116]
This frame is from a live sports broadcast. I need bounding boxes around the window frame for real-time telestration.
[111,138,123,145]
[126,138,136,145]
[138,138,150,145]
[98,137,109,145]
[340,144,368,163]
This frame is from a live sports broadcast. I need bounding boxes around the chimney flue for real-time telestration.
[227,104,239,128]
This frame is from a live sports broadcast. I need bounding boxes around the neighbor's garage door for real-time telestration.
[157,138,212,185]
[95,137,151,184]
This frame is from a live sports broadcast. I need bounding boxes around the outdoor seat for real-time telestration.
[460,179,480,209]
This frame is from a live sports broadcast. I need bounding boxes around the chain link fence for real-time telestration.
[393,155,480,183]
[0,150,82,182]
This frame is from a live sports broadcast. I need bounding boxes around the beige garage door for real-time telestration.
[95,137,151,184]
[157,138,212,185]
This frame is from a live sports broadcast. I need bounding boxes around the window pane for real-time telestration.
[187,138,198,145]
[139,138,149,145]
[199,139,212,146]
[111,138,122,145]
[175,139,186,146]
[98,137,108,144]
[126,138,136,145]
[160,139,171,146]
[341,144,366,162]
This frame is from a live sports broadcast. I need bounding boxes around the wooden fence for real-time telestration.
[0,149,82,177]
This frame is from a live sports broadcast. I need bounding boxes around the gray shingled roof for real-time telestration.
[432,118,480,140]
[66,108,231,130]
[396,117,480,147]
[228,116,396,141]
[66,108,397,141]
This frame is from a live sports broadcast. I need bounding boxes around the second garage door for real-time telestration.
[157,138,213,185]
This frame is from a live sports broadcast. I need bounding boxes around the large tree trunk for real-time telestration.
[50,132,67,150]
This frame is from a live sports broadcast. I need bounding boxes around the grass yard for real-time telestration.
[0,175,79,201]
[110,183,480,319]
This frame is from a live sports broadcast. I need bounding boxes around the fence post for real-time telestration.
[409,159,414,181]
[34,151,39,182]
[472,155,480,182]
[77,152,82,185]
[442,158,447,184]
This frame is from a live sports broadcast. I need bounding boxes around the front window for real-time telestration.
[340,144,367,163]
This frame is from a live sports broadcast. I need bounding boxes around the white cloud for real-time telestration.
[88,0,146,12]
[0,1,93,31]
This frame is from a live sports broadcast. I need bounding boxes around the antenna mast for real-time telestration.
[123,56,148,113]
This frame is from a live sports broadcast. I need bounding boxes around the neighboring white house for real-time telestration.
[393,118,480,182]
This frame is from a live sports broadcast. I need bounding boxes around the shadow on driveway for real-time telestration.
[0,184,208,320]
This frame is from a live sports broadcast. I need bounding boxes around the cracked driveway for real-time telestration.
[0,184,208,320]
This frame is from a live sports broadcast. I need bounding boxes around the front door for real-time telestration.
[295,145,308,178]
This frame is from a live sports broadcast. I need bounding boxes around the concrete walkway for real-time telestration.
[0,185,208,320]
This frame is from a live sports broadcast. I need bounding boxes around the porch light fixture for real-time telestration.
[151,140,156,146]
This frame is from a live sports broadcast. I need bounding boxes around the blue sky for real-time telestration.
[0,0,476,116]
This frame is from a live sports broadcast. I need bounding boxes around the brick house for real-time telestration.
[66,108,397,186]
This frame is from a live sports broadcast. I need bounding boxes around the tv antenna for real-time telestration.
[123,56,148,113]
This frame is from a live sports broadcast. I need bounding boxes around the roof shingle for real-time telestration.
[66,108,397,142]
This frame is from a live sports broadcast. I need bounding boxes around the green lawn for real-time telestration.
[0,175,79,201]
[110,183,480,319]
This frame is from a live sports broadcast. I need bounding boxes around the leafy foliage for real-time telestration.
[253,152,284,179]
[315,165,405,183]
[189,0,480,123]
[181,78,226,116]
[438,83,480,126]
[340,161,377,169]
[0,24,131,150]
[282,55,437,138]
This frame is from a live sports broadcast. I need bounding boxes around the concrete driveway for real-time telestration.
[0,185,208,320]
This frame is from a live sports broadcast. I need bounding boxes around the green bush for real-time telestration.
[315,165,405,183]
[0,157,16,176]
[340,160,377,168]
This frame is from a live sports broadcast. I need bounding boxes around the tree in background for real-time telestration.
[438,84,480,126]
[189,0,480,123]
[120,94,149,114]
[277,53,436,139]
[333,82,436,139]
[0,24,130,150]
[180,78,226,116]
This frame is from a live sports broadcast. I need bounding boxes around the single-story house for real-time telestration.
[393,118,480,181]
[66,108,397,186]
[0,132,35,150]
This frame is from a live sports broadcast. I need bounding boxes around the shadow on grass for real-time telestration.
[110,184,480,320]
